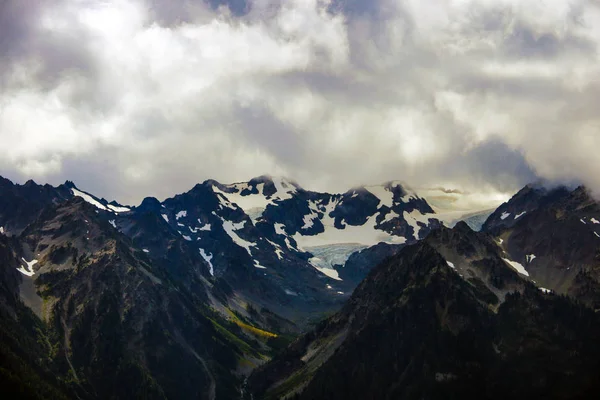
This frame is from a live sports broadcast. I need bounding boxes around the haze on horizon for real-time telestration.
[1,0,599,204]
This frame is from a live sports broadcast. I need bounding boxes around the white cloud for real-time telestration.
[0,0,599,203]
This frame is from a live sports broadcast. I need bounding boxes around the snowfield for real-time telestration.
[293,214,407,248]
[71,188,130,213]
[72,188,108,211]
[502,258,529,276]
[211,178,298,221]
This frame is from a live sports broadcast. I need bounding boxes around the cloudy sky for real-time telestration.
[1,0,599,205]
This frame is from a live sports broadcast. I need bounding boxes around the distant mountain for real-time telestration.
[248,224,600,399]
[482,184,600,309]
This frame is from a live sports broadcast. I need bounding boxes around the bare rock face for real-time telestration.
[482,184,600,309]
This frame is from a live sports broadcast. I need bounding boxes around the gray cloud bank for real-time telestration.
[0,0,599,204]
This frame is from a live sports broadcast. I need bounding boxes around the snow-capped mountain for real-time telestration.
[223,178,436,268]
[99,176,443,321]
[0,175,446,322]
[206,176,440,277]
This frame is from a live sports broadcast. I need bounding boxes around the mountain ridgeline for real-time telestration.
[0,175,599,399]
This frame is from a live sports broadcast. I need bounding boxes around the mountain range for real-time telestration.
[1,175,599,399]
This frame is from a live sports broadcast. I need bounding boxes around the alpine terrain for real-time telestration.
[1,175,600,399]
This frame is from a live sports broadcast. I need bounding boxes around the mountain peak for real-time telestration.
[453,220,473,233]
[248,175,301,190]
[202,178,222,187]
[138,196,162,212]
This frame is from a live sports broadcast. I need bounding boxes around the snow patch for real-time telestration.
[17,257,38,277]
[274,248,284,260]
[514,211,526,219]
[254,260,267,269]
[266,240,284,260]
[272,177,296,200]
[109,220,117,229]
[71,188,108,211]
[365,185,394,208]
[0,227,4,234]
[502,258,529,276]
[382,210,400,223]
[539,288,552,294]
[526,254,537,263]
[182,235,192,241]
[143,249,150,253]
[199,249,214,276]
[403,210,430,239]
[595,232,600,238]
[213,184,271,220]
[161,214,169,223]
[274,223,286,236]
[220,218,257,255]
[591,218,600,224]
[284,237,296,251]
[213,179,297,221]
[285,289,298,296]
[107,204,130,213]
[197,220,211,231]
[176,210,187,220]
[500,212,511,220]
[446,261,456,269]
[581,218,587,224]
[302,212,318,230]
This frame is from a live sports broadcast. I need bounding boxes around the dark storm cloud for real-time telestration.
[446,140,539,192]
[0,1,97,87]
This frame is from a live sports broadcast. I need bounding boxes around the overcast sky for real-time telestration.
[0,0,599,204]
